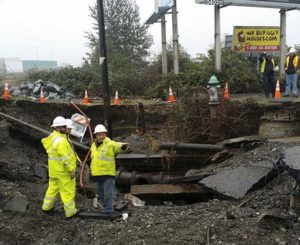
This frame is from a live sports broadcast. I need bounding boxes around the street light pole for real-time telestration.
[96,0,112,137]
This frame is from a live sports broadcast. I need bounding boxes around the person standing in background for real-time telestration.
[259,52,277,98]
[284,48,299,97]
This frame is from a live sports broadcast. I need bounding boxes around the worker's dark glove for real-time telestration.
[121,143,129,151]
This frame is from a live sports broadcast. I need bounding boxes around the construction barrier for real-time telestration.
[114,90,120,105]
[83,89,90,105]
[39,87,46,103]
[223,81,230,100]
[3,81,10,100]
[168,87,175,103]
[274,80,281,99]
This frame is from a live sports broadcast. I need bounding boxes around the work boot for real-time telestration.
[66,209,80,219]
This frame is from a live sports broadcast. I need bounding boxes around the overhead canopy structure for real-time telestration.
[195,0,300,9]
[145,0,179,75]
[146,0,174,24]
[145,7,171,24]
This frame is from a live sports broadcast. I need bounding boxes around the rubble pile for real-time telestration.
[8,80,76,100]
[2,101,300,244]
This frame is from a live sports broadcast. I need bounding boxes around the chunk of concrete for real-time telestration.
[4,193,29,213]
[199,160,275,199]
[34,165,48,179]
[258,209,293,230]
[284,146,300,170]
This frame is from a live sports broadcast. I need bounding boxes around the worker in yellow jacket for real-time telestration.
[284,47,299,97]
[90,124,128,214]
[41,116,78,218]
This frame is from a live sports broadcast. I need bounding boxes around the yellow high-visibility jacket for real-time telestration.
[42,131,77,177]
[90,137,125,177]
[285,55,299,71]
[260,57,275,73]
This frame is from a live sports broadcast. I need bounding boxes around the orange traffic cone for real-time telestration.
[83,89,90,105]
[3,81,10,100]
[168,87,175,103]
[274,79,281,99]
[39,87,46,103]
[114,90,120,105]
[224,81,230,100]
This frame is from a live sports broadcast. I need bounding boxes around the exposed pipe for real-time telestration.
[160,142,223,151]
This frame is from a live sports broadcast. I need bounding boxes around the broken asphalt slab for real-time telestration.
[284,145,300,170]
[199,160,276,199]
[4,192,29,213]
[258,209,294,230]
[283,145,300,182]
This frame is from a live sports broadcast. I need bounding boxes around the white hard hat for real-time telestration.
[289,47,296,54]
[66,119,74,129]
[51,116,67,127]
[94,124,108,134]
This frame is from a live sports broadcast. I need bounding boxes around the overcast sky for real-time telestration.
[0,0,299,67]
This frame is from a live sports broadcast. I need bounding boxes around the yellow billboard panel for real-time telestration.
[233,26,280,52]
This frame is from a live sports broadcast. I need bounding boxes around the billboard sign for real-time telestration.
[233,26,280,53]
[147,0,174,24]
[155,0,174,12]
[195,0,300,9]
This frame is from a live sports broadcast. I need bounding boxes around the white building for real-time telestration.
[0,58,23,73]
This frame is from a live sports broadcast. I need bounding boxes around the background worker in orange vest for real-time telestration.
[259,52,277,98]
[284,47,299,97]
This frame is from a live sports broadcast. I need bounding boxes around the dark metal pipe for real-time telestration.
[160,142,223,151]
[115,168,181,188]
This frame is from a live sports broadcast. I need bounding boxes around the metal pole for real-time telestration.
[172,0,179,74]
[161,15,168,75]
[97,0,112,138]
[280,9,286,77]
[214,5,221,72]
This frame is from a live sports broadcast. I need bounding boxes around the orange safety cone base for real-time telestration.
[114,98,120,105]
[83,97,90,104]
[168,95,175,103]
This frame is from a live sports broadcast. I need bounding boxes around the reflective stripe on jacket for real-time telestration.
[260,57,275,73]
[90,137,124,176]
[41,131,77,177]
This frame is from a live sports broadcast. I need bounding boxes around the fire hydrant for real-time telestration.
[207,75,221,143]
[207,75,220,105]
